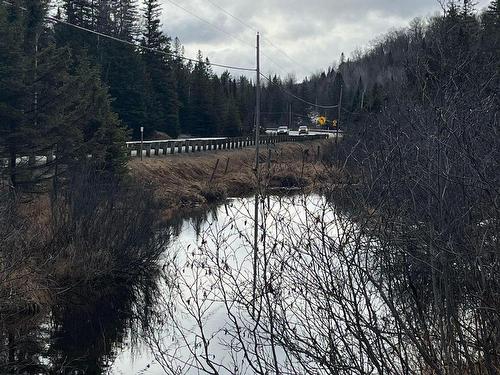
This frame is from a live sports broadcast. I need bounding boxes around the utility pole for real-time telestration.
[29,32,39,176]
[336,83,343,145]
[34,32,39,128]
[252,32,261,315]
[289,103,292,129]
[140,126,144,161]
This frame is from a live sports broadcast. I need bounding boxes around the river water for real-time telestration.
[1,194,362,374]
[2,190,493,374]
[111,194,338,374]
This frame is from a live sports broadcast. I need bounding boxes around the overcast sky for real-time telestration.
[159,0,491,80]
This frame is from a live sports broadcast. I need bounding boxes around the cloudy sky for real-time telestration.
[159,0,491,80]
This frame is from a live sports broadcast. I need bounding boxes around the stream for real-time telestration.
[2,194,344,374]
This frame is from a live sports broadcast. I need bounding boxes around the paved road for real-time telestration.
[267,130,343,138]
[2,132,338,165]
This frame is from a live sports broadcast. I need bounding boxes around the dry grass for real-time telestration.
[0,140,336,313]
[128,140,338,220]
[1,170,167,315]
[0,197,54,317]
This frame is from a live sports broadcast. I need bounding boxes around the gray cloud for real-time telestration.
[159,0,492,79]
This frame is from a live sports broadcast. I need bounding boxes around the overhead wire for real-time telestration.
[204,0,257,33]
[164,0,291,76]
[164,0,255,50]
[260,72,339,109]
[203,0,311,75]
[260,38,311,74]
[163,0,297,76]
[1,0,256,72]
[3,0,338,109]
[46,16,256,71]
[256,111,314,119]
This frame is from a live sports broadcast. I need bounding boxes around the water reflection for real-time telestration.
[1,194,324,375]
[0,271,162,374]
[112,194,332,375]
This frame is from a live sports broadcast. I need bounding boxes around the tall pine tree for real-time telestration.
[141,0,179,137]
[1,1,127,193]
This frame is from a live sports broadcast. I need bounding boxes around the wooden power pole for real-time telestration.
[336,84,343,145]
[253,32,261,314]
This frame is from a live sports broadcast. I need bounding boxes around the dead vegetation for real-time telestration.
[0,167,167,319]
[129,140,338,220]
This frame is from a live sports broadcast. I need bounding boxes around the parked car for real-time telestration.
[277,126,289,135]
[298,125,309,135]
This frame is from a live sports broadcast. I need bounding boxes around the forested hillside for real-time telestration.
[50,0,500,138]
[291,0,500,127]
[54,0,253,138]
[1,0,498,185]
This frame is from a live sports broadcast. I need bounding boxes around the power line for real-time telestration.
[259,111,314,119]
[1,0,256,72]
[164,0,255,50]
[260,73,339,109]
[260,37,311,74]
[203,0,311,75]
[259,53,290,75]
[163,0,291,76]
[205,0,257,33]
[47,16,255,71]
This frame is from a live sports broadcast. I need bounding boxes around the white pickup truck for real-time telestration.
[277,126,289,135]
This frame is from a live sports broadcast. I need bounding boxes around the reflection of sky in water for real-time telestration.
[110,194,337,374]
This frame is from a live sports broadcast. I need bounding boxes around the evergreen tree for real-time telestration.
[0,1,30,188]
[63,0,93,27]
[57,0,148,138]
[74,59,128,174]
[173,37,192,136]
[210,75,225,134]
[351,76,364,111]
[369,82,383,112]
[190,53,214,136]
[101,41,148,138]
[483,0,500,29]
[462,0,477,18]
[141,0,179,137]
[328,72,344,119]
[223,98,242,136]
[113,0,139,41]
[236,75,255,134]
[1,1,128,193]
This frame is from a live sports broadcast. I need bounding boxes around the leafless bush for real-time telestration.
[0,164,169,372]
[46,164,168,288]
[141,184,498,374]
[139,7,499,374]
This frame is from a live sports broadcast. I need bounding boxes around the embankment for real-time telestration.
[0,139,337,315]
[129,139,339,220]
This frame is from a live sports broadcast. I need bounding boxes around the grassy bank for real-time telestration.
[0,139,336,314]
[129,139,339,220]
[0,170,167,317]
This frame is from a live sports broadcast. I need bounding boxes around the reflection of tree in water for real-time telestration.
[0,315,51,374]
[191,206,219,240]
[0,272,162,374]
[167,205,220,241]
